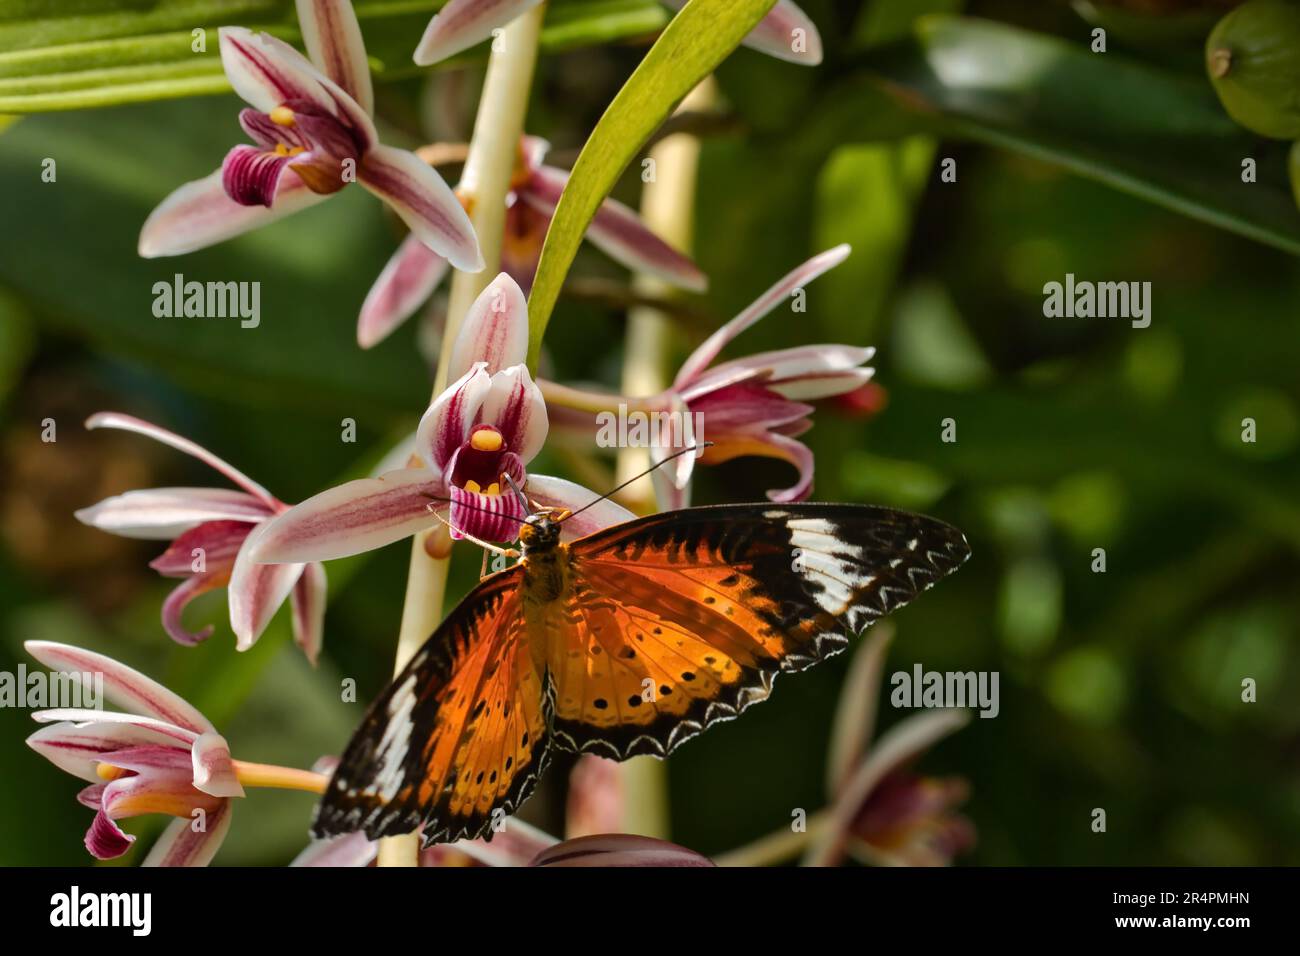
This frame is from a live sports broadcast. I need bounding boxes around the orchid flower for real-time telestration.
[358,136,706,348]
[805,625,975,867]
[25,642,328,866]
[139,0,480,272]
[414,0,822,67]
[251,272,634,567]
[541,244,874,509]
[74,413,328,663]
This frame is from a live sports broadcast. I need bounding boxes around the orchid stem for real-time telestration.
[230,760,328,795]
[712,809,831,867]
[378,2,547,869]
[613,76,717,839]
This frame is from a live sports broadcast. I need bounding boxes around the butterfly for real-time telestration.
[312,502,970,846]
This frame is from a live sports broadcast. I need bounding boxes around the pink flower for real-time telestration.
[657,244,873,506]
[251,273,633,565]
[413,0,822,67]
[24,642,245,866]
[74,413,328,663]
[138,1,480,272]
[358,136,705,348]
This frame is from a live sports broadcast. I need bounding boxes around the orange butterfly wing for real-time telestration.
[312,568,551,844]
[545,503,970,759]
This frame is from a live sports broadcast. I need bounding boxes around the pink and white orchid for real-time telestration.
[23,642,324,866]
[74,413,328,663]
[358,136,705,349]
[252,272,634,566]
[542,245,874,509]
[413,0,822,67]
[139,0,481,272]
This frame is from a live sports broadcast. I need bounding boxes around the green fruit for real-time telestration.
[1206,0,1300,138]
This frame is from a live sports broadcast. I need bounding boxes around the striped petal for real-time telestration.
[219,26,334,116]
[446,272,530,380]
[249,466,445,563]
[296,0,374,114]
[221,144,299,208]
[686,345,875,402]
[358,143,482,272]
[138,166,327,257]
[418,362,493,468]
[523,166,706,291]
[358,233,449,349]
[291,561,329,665]
[76,488,270,540]
[149,520,252,576]
[141,801,233,867]
[25,641,214,734]
[228,524,306,651]
[529,834,714,867]
[477,364,547,463]
[413,0,545,66]
[674,245,851,386]
[28,721,194,783]
[86,809,135,859]
[85,412,280,507]
[448,483,527,542]
[160,573,224,647]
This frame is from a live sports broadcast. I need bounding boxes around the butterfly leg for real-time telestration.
[427,506,521,561]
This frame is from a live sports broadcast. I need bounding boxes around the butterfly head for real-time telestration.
[518,511,563,555]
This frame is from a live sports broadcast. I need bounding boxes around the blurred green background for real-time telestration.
[1,0,1298,865]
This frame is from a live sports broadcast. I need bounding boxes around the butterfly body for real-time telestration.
[315,503,971,846]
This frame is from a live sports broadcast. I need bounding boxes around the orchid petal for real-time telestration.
[418,363,493,467]
[192,732,245,798]
[28,721,194,783]
[523,474,636,540]
[221,143,300,208]
[477,365,547,463]
[674,245,851,387]
[291,831,378,867]
[138,167,327,258]
[413,0,545,66]
[25,641,214,734]
[149,520,252,576]
[228,525,306,651]
[660,0,822,65]
[86,809,135,860]
[160,574,222,647]
[448,484,527,543]
[142,801,233,867]
[770,366,876,401]
[85,412,279,507]
[524,166,706,292]
[75,488,270,541]
[95,744,193,775]
[250,466,445,563]
[291,561,329,666]
[803,709,970,867]
[447,273,530,380]
[358,143,482,272]
[699,430,815,503]
[219,26,334,116]
[296,0,374,114]
[689,345,875,400]
[358,233,449,348]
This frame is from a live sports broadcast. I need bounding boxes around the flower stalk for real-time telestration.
[379,0,547,868]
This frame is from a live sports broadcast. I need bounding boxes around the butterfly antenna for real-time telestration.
[562,442,713,523]
[501,473,531,514]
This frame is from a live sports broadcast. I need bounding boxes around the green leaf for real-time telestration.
[0,0,668,113]
[525,0,779,367]
[860,16,1300,256]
